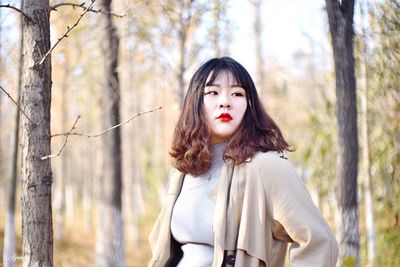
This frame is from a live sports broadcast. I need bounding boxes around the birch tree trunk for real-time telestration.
[325,0,360,266]
[3,1,24,266]
[20,0,53,266]
[95,0,124,266]
[359,2,376,265]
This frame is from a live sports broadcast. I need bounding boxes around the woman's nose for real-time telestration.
[218,92,231,109]
[219,103,231,108]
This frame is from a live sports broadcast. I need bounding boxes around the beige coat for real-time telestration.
[149,151,338,267]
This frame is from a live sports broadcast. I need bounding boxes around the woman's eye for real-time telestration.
[232,92,244,97]
[204,91,218,96]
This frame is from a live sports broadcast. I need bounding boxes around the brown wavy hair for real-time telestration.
[170,57,291,175]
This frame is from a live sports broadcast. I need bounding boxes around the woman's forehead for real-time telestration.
[205,70,239,85]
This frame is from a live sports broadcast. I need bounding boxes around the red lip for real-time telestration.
[217,113,232,122]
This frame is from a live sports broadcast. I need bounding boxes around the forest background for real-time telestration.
[0,0,399,266]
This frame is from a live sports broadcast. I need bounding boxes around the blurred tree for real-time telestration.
[293,48,338,221]
[53,46,68,241]
[357,1,376,265]
[95,0,124,266]
[249,0,265,96]
[179,0,202,106]
[2,1,23,266]
[371,0,400,228]
[325,0,360,266]
[210,0,228,57]
[368,5,400,265]
[160,0,207,106]
[51,3,74,242]
[211,0,221,57]
[20,0,53,266]
[119,6,142,248]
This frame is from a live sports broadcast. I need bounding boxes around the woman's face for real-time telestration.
[203,70,247,143]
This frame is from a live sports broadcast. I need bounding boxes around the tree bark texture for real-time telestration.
[3,1,24,266]
[325,0,360,266]
[95,0,124,266]
[20,0,53,266]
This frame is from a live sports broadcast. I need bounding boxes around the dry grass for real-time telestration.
[0,203,156,267]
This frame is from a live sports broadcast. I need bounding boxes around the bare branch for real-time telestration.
[51,2,126,18]
[51,106,162,138]
[0,85,35,125]
[36,0,96,66]
[41,116,81,160]
[121,5,133,17]
[0,4,32,21]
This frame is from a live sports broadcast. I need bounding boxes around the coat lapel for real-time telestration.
[212,163,235,267]
[152,169,185,266]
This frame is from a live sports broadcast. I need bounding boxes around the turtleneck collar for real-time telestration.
[210,141,228,169]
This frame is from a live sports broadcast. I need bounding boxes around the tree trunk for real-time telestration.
[359,2,376,265]
[54,45,69,241]
[325,0,360,266]
[95,0,124,266]
[211,0,222,57]
[125,25,144,247]
[178,0,187,108]
[251,0,265,96]
[83,143,94,231]
[20,0,53,266]
[3,1,24,266]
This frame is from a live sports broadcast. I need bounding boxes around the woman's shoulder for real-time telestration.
[250,150,290,167]
[247,150,298,182]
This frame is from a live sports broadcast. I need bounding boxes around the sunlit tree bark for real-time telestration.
[20,0,53,266]
[325,0,360,266]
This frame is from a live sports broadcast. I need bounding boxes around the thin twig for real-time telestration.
[51,106,163,138]
[0,4,32,21]
[0,85,35,125]
[36,0,96,66]
[51,2,127,18]
[41,115,81,160]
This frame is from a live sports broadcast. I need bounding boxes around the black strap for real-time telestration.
[222,250,236,266]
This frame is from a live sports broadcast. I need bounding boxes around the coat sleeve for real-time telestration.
[258,153,339,267]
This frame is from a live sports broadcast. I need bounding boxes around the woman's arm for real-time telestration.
[259,153,339,267]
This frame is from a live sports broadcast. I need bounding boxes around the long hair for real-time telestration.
[170,57,291,175]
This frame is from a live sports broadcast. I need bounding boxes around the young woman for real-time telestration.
[149,57,338,267]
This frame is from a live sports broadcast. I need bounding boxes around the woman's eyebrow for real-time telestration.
[205,83,243,88]
[205,82,219,87]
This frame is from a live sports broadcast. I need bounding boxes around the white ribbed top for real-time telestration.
[171,142,227,267]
